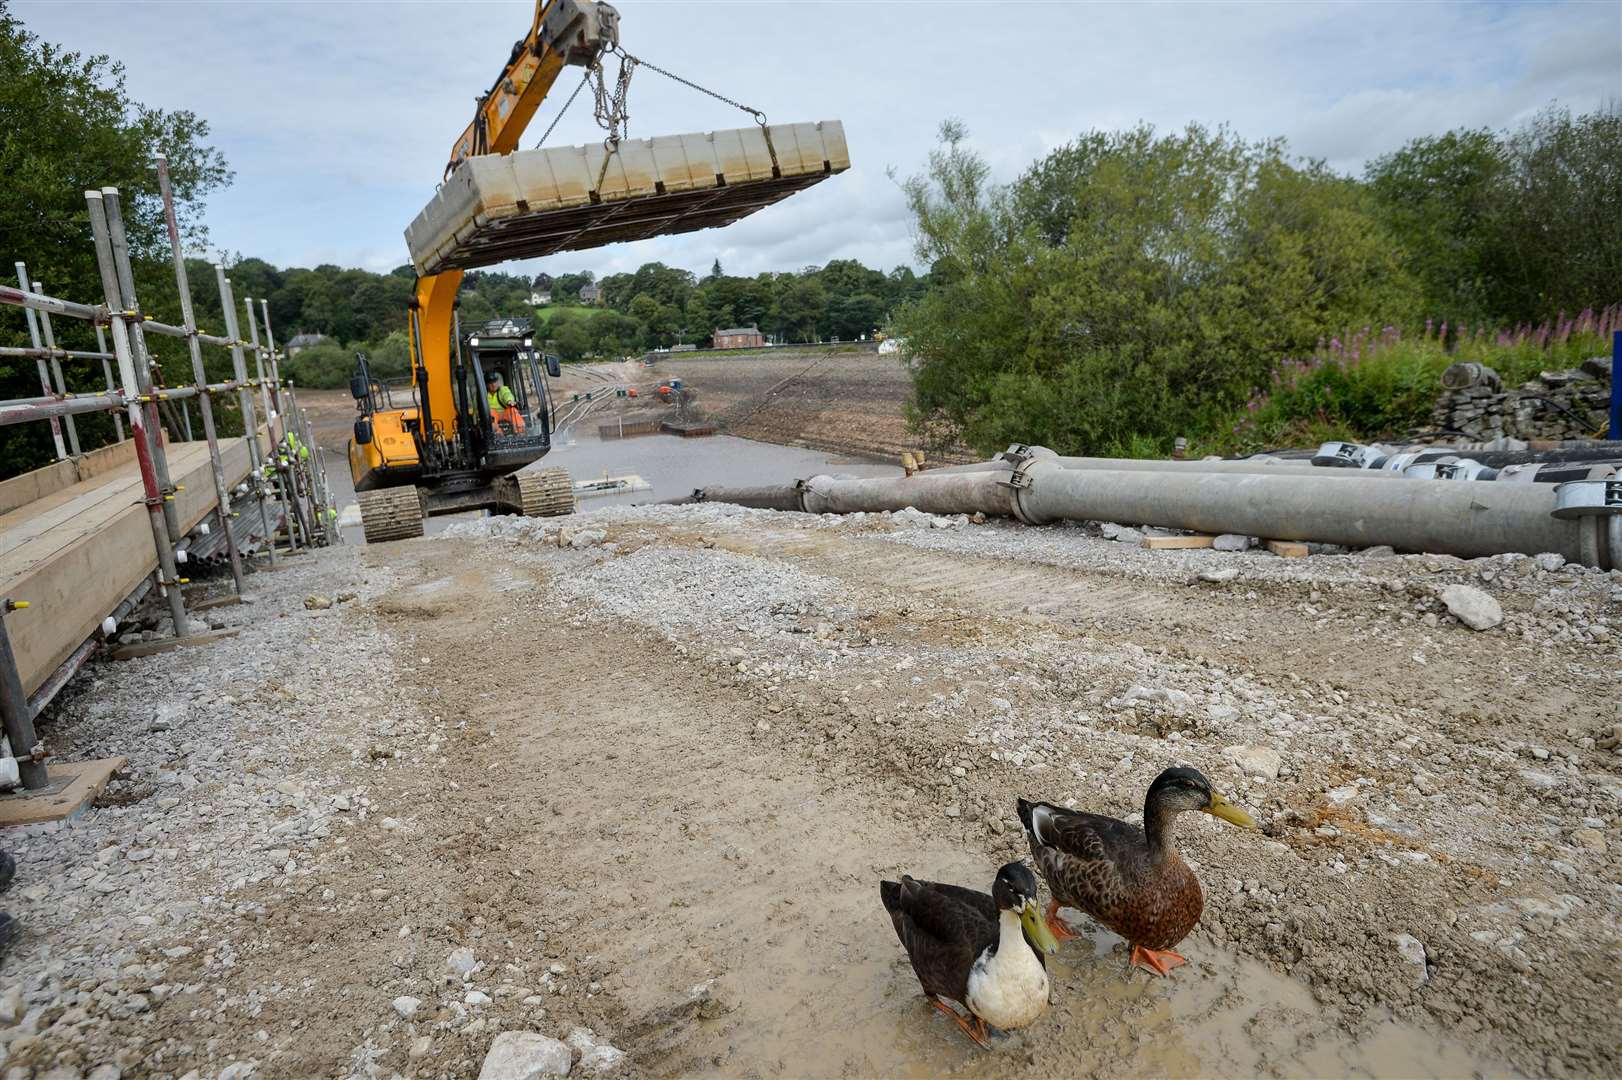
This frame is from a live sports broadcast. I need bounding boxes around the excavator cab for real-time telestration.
[457,318,559,472]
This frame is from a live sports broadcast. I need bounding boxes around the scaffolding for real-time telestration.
[0,159,338,810]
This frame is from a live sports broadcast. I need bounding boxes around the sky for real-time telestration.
[14,0,1622,282]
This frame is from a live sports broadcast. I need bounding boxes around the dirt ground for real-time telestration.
[5,497,1618,1078]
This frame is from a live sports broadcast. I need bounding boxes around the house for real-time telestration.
[578,283,603,304]
[529,290,553,305]
[285,333,332,356]
[712,325,765,350]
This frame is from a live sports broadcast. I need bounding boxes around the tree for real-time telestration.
[707,258,723,281]
[1,1,231,476]
[1365,129,1505,320]
[892,120,1415,456]
[775,278,827,341]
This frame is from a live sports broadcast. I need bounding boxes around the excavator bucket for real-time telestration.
[405,120,849,275]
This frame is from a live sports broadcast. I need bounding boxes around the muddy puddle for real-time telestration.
[627,829,1505,1080]
[671,920,1504,1078]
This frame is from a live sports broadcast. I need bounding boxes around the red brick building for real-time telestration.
[712,325,765,350]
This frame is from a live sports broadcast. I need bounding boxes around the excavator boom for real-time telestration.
[408,0,619,477]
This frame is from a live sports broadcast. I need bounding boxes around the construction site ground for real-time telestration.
[4,496,1618,1078]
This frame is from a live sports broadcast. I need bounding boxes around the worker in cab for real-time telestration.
[485,370,526,434]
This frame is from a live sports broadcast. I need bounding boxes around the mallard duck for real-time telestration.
[880,862,1060,1047]
[1017,766,1255,976]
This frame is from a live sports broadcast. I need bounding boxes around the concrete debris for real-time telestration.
[1438,584,1504,631]
[393,996,421,1019]
[1393,933,1429,986]
[1211,533,1251,552]
[477,1031,573,1079]
[1198,567,1241,583]
[1223,744,1284,781]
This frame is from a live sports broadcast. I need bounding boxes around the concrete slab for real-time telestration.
[0,757,126,827]
[406,120,849,275]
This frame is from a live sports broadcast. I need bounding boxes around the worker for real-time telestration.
[485,371,526,433]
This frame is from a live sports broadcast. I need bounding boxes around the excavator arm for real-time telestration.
[411,0,619,450]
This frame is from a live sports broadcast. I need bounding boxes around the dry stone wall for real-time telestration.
[1431,355,1612,441]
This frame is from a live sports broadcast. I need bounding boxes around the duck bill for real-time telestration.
[1021,899,1061,955]
[1205,792,1257,829]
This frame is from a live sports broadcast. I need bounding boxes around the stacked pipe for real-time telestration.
[683,444,1622,570]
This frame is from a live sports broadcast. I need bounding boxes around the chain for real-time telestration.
[534,69,593,149]
[535,47,767,157]
[619,49,767,128]
[592,52,637,149]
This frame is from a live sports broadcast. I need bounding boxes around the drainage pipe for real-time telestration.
[799,469,1021,517]
[1010,458,1586,563]
[680,484,807,512]
[933,448,1410,479]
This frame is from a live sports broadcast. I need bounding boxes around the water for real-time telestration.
[332,431,901,542]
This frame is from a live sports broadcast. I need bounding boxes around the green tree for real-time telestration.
[775,278,827,341]
[892,120,1415,456]
[1,1,230,475]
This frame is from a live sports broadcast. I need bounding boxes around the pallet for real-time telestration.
[0,757,127,826]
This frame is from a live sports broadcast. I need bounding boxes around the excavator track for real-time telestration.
[507,467,576,518]
[358,487,426,543]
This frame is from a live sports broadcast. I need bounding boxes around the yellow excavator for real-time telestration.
[348,0,623,542]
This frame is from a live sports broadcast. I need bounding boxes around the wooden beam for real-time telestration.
[1266,540,1310,558]
[1140,534,1216,550]
[107,627,240,661]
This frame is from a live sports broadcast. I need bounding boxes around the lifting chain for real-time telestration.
[534,45,768,153]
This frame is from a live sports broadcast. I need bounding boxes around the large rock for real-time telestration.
[1439,585,1503,631]
[478,1032,573,1079]
[1223,744,1283,780]
[1211,534,1250,552]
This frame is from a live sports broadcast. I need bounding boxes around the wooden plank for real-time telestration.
[107,627,240,661]
[0,757,127,827]
[1266,540,1310,558]
[1141,535,1217,550]
[190,595,245,612]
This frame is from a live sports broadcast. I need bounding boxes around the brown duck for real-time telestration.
[1017,767,1255,975]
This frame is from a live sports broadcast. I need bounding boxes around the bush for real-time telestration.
[891,121,1417,458]
[1217,304,1620,452]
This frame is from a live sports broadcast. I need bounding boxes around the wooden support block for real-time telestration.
[190,595,245,612]
[1266,540,1310,559]
[107,627,240,661]
[1141,535,1217,550]
[0,757,127,826]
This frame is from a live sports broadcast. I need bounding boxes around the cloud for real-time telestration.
[15,0,1620,279]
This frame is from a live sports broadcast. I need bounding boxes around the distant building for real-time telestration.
[578,283,603,304]
[712,325,765,350]
[285,333,332,356]
[529,290,552,305]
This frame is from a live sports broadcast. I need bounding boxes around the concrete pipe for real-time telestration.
[678,484,806,512]
[934,447,1409,480]
[1012,459,1589,563]
[798,468,1021,517]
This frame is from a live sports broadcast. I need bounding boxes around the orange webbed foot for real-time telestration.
[931,997,991,1049]
[1130,943,1188,976]
[1044,898,1081,942]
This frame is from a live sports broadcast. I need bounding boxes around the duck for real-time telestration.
[880,862,1060,1048]
[1017,766,1255,976]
